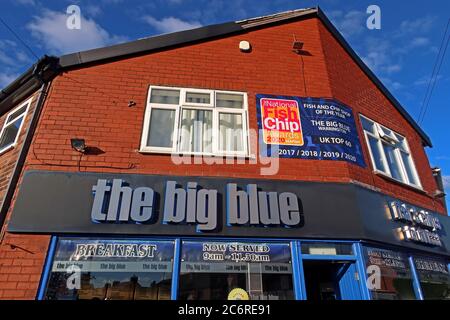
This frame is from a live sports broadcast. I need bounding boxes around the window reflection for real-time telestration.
[414,257,450,300]
[178,241,294,300]
[43,238,174,300]
[362,246,416,300]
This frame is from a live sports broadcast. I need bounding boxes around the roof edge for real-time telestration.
[59,21,243,68]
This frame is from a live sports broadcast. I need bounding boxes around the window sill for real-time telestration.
[139,149,255,160]
[374,171,426,194]
[0,143,16,157]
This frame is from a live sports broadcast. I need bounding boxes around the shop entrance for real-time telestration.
[303,260,362,300]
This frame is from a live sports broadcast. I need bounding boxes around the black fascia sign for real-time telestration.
[91,179,302,232]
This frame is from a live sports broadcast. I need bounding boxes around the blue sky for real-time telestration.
[1,0,449,207]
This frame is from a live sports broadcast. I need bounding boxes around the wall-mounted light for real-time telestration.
[71,138,86,153]
[292,40,304,52]
[433,190,446,199]
[292,34,304,54]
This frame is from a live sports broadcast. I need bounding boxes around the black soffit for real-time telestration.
[0,7,432,147]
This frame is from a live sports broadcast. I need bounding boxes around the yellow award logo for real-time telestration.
[227,288,250,300]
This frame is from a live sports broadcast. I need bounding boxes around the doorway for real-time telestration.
[303,260,362,300]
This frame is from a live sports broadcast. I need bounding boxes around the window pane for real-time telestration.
[400,151,419,186]
[362,247,416,300]
[413,257,450,300]
[382,143,403,181]
[186,92,210,104]
[7,105,27,123]
[379,126,395,139]
[395,135,408,152]
[0,117,23,150]
[216,93,244,109]
[147,108,175,148]
[178,109,212,153]
[150,89,180,104]
[367,135,386,172]
[43,238,174,300]
[360,117,376,134]
[219,113,244,152]
[178,241,294,300]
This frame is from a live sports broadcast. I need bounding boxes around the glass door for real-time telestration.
[302,260,362,300]
[300,241,364,300]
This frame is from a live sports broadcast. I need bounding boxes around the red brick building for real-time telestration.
[0,8,448,300]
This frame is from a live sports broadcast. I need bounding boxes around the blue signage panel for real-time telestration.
[256,94,366,167]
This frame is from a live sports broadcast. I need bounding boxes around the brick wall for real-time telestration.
[0,91,52,299]
[0,16,444,299]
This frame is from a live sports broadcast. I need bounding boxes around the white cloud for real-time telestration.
[143,16,202,34]
[399,16,435,35]
[443,176,450,189]
[0,39,31,66]
[15,0,37,5]
[380,77,403,91]
[414,75,443,86]
[27,9,127,54]
[85,5,102,17]
[328,10,367,38]
[410,37,430,47]
[362,38,403,75]
[355,16,435,92]
[0,51,15,66]
[0,72,20,89]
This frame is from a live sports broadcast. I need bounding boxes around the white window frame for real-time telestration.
[140,86,249,157]
[183,88,214,108]
[214,90,249,157]
[0,97,32,155]
[359,114,422,189]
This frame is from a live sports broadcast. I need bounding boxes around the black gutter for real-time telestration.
[316,7,432,147]
[0,56,59,117]
[0,57,58,239]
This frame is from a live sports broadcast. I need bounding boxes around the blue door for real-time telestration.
[302,260,363,300]
[337,262,363,300]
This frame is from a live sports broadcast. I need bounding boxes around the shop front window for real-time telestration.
[43,238,174,300]
[178,241,294,300]
[413,256,450,300]
[362,246,416,300]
